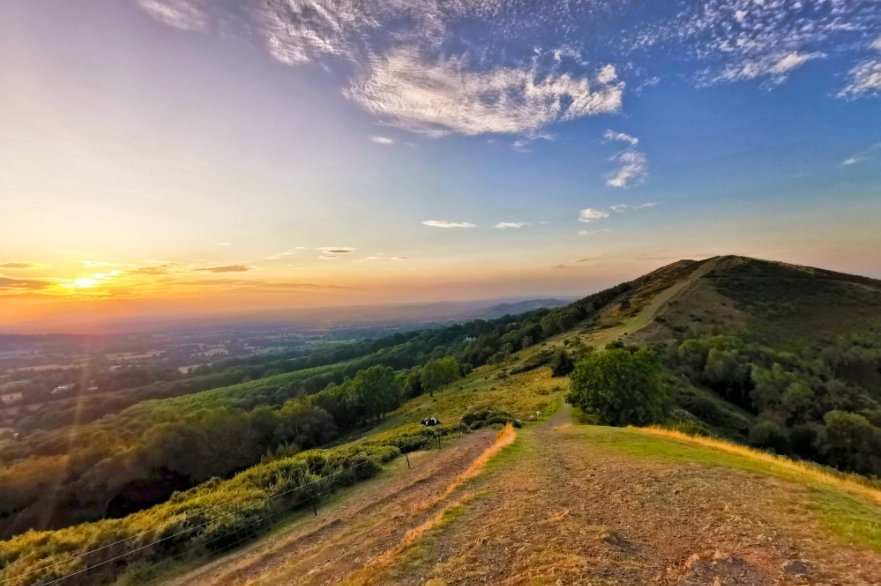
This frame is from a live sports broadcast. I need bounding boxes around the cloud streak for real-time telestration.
[422,220,476,229]
[195,264,251,273]
[607,150,647,188]
[579,208,609,223]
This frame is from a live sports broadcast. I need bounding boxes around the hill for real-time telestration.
[475,298,570,319]
[2,255,881,585]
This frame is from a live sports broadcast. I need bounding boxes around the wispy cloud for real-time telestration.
[707,51,825,86]
[603,129,647,188]
[611,202,661,212]
[355,254,409,263]
[129,264,176,275]
[195,264,251,273]
[640,0,878,88]
[0,277,50,291]
[838,60,881,99]
[370,135,395,145]
[422,220,476,229]
[0,262,38,270]
[265,250,302,260]
[841,143,881,167]
[138,0,208,32]
[182,279,351,290]
[578,209,609,223]
[349,48,623,137]
[494,222,529,229]
[604,129,639,146]
[607,150,647,188]
[317,246,357,259]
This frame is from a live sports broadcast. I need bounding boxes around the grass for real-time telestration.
[579,424,881,552]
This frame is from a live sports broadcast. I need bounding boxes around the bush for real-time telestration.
[748,419,790,454]
[566,348,669,426]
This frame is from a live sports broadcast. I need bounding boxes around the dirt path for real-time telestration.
[582,256,720,348]
[372,405,881,585]
[164,429,499,586]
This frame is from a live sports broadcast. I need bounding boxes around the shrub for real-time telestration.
[566,348,669,426]
[748,419,791,454]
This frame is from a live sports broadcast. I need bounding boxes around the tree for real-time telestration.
[550,350,574,377]
[353,366,402,421]
[748,419,790,454]
[815,410,881,475]
[566,348,668,426]
[420,357,460,396]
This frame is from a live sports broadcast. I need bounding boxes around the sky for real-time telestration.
[1,0,880,330]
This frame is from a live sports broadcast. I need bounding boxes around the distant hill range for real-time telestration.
[475,298,570,319]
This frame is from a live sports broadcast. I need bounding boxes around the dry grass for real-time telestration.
[635,426,881,504]
[347,424,517,585]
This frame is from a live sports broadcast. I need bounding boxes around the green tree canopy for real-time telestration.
[566,348,668,426]
[420,357,460,396]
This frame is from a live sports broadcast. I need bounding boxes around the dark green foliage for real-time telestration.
[748,419,790,454]
[663,332,881,476]
[815,411,881,476]
[509,350,553,375]
[550,349,574,377]
[461,409,518,430]
[567,348,669,426]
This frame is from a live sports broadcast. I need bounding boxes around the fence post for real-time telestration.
[404,452,411,469]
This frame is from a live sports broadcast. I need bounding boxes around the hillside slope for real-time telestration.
[163,403,881,585]
[635,255,881,349]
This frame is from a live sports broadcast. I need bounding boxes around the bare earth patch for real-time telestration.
[373,406,881,585]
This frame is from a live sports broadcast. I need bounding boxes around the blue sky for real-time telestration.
[1,0,880,325]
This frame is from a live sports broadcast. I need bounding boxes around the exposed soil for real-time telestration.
[374,405,881,585]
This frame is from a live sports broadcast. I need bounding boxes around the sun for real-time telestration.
[73,277,99,289]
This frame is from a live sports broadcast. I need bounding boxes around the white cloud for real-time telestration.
[604,130,638,146]
[596,64,618,85]
[348,48,623,137]
[607,150,647,188]
[841,143,881,166]
[645,0,878,87]
[355,254,409,263]
[494,222,529,229]
[838,60,881,99]
[265,250,300,260]
[578,208,609,223]
[138,0,209,32]
[708,51,825,85]
[609,201,660,213]
[422,220,476,229]
[578,230,595,236]
[873,37,881,51]
[370,135,395,145]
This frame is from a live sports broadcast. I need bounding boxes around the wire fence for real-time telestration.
[6,459,375,586]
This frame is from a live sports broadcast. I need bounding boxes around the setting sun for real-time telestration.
[72,277,99,289]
